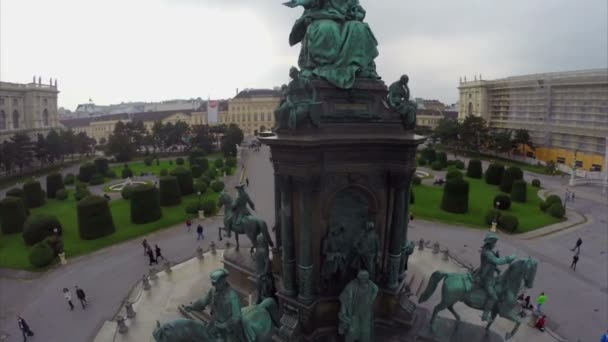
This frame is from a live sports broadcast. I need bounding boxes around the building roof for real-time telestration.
[60,109,195,128]
[234,89,280,99]
[198,100,229,111]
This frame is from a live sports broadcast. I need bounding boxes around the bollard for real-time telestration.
[225,241,233,249]
[418,238,425,251]
[117,315,128,334]
[196,246,204,260]
[58,252,67,265]
[210,241,217,255]
[442,249,449,261]
[125,302,136,319]
[149,267,158,280]
[432,242,440,254]
[163,260,172,274]
[142,275,151,291]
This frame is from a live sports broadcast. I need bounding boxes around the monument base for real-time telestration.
[411,308,504,342]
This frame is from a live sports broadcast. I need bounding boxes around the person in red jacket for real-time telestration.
[534,315,547,332]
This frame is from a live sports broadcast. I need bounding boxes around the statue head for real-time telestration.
[357,270,370,285]
[289,67,299,79]
[400,74,409,85]
[210,268,230,290]
[256,234,266,246]
[483,232,499,248]
[365,221,375,231]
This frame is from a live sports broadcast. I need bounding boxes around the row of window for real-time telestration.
[222,112,274,123]
[555,158,603,171]
[0,97,49,106]
[0,109,50,130]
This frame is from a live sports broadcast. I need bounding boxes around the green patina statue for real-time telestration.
[321,224,348,292]
[218,189,274,254]
[254,234,277,304]
[418,233,538,340]
[283,0,379,89]
[351,221,381,279]
[338,270,379,342]
[274,67,321,130]
[388,75,418,129]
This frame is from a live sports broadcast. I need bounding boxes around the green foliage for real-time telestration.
[170,166,194,195]
[46,173,64,198]
[144,157,153,166]
[195,157,209,172]
[222,124,244,157]
[440,178,469,213]
[185,200,203,214]
[436,152,447,167]
[176,157,185,165]
[199,175,211,186]
[64,173,76,185]
[206,168,218,180]
[194,180,207,194]
[130,184,162,224]
[412,175,422,185]
[160,169,168,176]
[105,170,117,178]
[548,203,565,218]
[410,190,415,204]
[531,179,541,188]
[466,159,483,179]
[169,160,173,165]
[499,166,523,193]
[28,241,55,268]
[22,214,62,246]
[121,185,133,200]
[431,161,443,171]
[484,163,505,185]
[485,209,502,225]
[121,165,133,179]
[511,180,527,203]
[421,148,436,163]
[226,157,237,168]
[214,158,224,168]
[6,187,24,198]
[78,162,97,183]
[0,196,28,234]
[159,176,182,207]
[445,169,463,181]
[77,195,116,240]
[454,160,465,170]
[498,214,519,233]
[89,173,105,186]
[417,157,427,166]
[201,198,218,216]
[56,189,68,200]
[94,158,109,175]
[493,193,511,210]
[74,187,91,201]
[223,165,232,175]
[188,148,206,165]
[211,180,225,192]
[23,181,45,208]
[545,194,562,206]
[191,165,203,178]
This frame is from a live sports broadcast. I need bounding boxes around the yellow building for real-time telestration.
[459,69,608,171]
[416,109,458,129]
[220,89,281,136]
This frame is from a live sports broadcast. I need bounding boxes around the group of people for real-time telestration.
[63,286,89,311]
[517,292,548,332]
[565,188,576,203]
[185,219,205,240]
[570,237,582,271]
[142,238,165,266]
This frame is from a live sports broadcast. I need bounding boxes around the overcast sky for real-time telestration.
[1,0,606,111]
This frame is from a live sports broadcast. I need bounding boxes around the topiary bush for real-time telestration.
[121,165,133,179]
[484,209,502,225]
[199,175,211,187]
[511,180,527,203]
[194,180,207,194]
[436,152,447,168]
[159,176,182,207]
[485,163,505,185]
[77,195,116,240]
[169,160,173,165]
[74,185,91,201]
[545,194,562,206]
[144,157,153,166]
[548,203,565,218]
[195,157,210,173]
[206,168,218,180]
[28,241,55,268]
[226,157,237,168]
[23,181,45,208]
[417,157,427,166]
[160,169,168,177]
[94,158,109,175]
[64,173,76,185]
[0,196,28,234]
[211,180,225,192]
[176,157,185,165]
[185,200,203,215]
[121,185,133,200]
[446,169,463,181]
[421,148,436,163]
[499,167,523,193]
[56,189,68,200]
[498,214,519,233]
[454,160,465,170]
[130,184,162,224]
[223,165,232,175]
[466,159,483,179]
[201,198,218,216]
[79,162,97,183]
[46,173,64,199]
[431,161,443,171]
[191,165,203,178]
[170,167,194,195]
[188,148,206,165]
[440,178,470,213]
[22,214,62,246]
[531,179,541,188]
[215,159,224,168]
[493,193,512,210]
[6,187,24,198]
[105,170,117,178]
[89,173,105,186]
[412,175,422,185]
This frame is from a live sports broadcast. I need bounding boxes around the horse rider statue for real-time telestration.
[474,232,516,322]
[231,184,255,232]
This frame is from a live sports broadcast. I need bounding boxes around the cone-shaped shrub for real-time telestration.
[421,148,436,163]
[130,184,162,224]
[188,148,206,165]
[500,167,523,193]
[94,158,109,175]
[46,173,65,199]
[79,162,96,183]
[77,195,115,240]
[485,163,505,185]
[23,181,45,208]
[0,196,28,234]
[466,159,483,179]
[446,169,463,181]
[511,180,527,202]
[22,214,62,246]
[440,178,469,213]
[160,176,182,206]
[170,166,193,195]
[191,165,203,178]
[436,152,447,167]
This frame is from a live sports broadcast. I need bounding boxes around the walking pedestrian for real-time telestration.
[601,330,608,342]
[196,224,204,240]
[75,285,88,308]
[142,238,150,256]
[63,288,75,311]
[17,315,34,341]
[146,247,158,266]
[186,219,192,232]
[571,191,575,202]
[570,254,579,271]
[536,292,547,314]
[155,244,164,261]
[571,237,582,253]
[534,315,547,332]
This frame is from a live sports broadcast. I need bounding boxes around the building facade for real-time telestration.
[0,78,60,142]
[220,89,281,136]
[416,109,458,129]
[459,69,608,171]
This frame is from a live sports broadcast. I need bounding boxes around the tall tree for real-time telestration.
[151,121,166,153]
[75,132,94,156]
[433,118,460,147]
[190,124,215,153]
[10,133,34,174]
[514,129,534,155]
[459,115,489,153]
[107,121,137,162]
[46,129,62,164]
[221,124,244,157]
[489,129,515,157]
[1,141,17,174]
[35,133,49,168]
[59,129,76,161]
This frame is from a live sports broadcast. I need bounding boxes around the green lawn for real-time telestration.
[411,177,563,233]
[110,156,229,178]
[0,189,221,270]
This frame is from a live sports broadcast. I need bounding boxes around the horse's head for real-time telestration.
[502,257,538,291]
[522,257,538,288]
[152,319,211,342]
[218,191,233,207]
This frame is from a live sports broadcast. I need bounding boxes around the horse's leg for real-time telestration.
[503,310,522,340]
[235,233,240,251]
[448,305,461,331]
[429,300,449,334]
[485,311,498,332]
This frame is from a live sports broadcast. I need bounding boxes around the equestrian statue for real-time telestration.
[418,233,538,340]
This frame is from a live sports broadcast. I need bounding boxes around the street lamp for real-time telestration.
[491,201,500,232]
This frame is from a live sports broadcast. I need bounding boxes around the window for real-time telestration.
[254,113,258,121]
[0,98,4,105]
[12,98,18,106]
[0,110,5,129]
[591,164,602,172]
[12,110,19,129]
[574,161,583,168]
[42,109,49,126]
[468,102,473,116]
[556,157,565,164]
[43,98,48,105]
[468,94,472,99]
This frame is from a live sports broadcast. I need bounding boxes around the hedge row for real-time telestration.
[499,167,523,193]
[23,181,45,208]
[170,167,194,195]
[130,184,162,224]
[22,214,62,246]
[77,195,116,240]
[159,176,182,206]
[485,163,505,185]
[46,173,64,199]
[0,196,28,234]
[440,178,469,213]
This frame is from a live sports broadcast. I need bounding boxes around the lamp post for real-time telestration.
[491,201,500,232]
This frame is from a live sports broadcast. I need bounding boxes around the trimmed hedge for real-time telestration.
[121,166,133,179]
[185,200,202,214]
[79,163,97,183]
[191,165,203,178]
[74,187,91,201]
[28,241,55,268]
[485,209,502,225]
[417,157,427,166]
[446,169,463,181]
[440,178,469,213]
[144,157,153,166]
[64,173,76,185]
[46,173,64,198]
[511,180,527,202]
[121,185,134,200]
[548,203,565,218]
[130,184,162,224]
[485,163,505,185]
[188,148,206,165]
[226,157,237,168]
[499,167,523,193]
[201,198,218,216]
[94,158,109,175]
[160,169,168,176]
[194,180,208,194]
[22,214,62,245]
[176,157,185,165]
[6,187,24,198]
[421,148,436,163]
[531,179,541,188]
[454,160,465,170]
[23,181,45,208]
[431,161,443,171]
[159,176,182,206]
[105,170,117,178]
[436,152,447,167]
[56,189,68,200]
[498,214,519,233]
[493,193,511,210]
[545,194,562,206]
[89,173,105,186]
[170,167,194,195]
[195,158,209,173]
[77,195,116,240]
[211,180,225,192]
[412,175,422,185]
[466,159,483,179]
[0,196,28,234]
[215,159,224,168]
[206,168,218,180]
